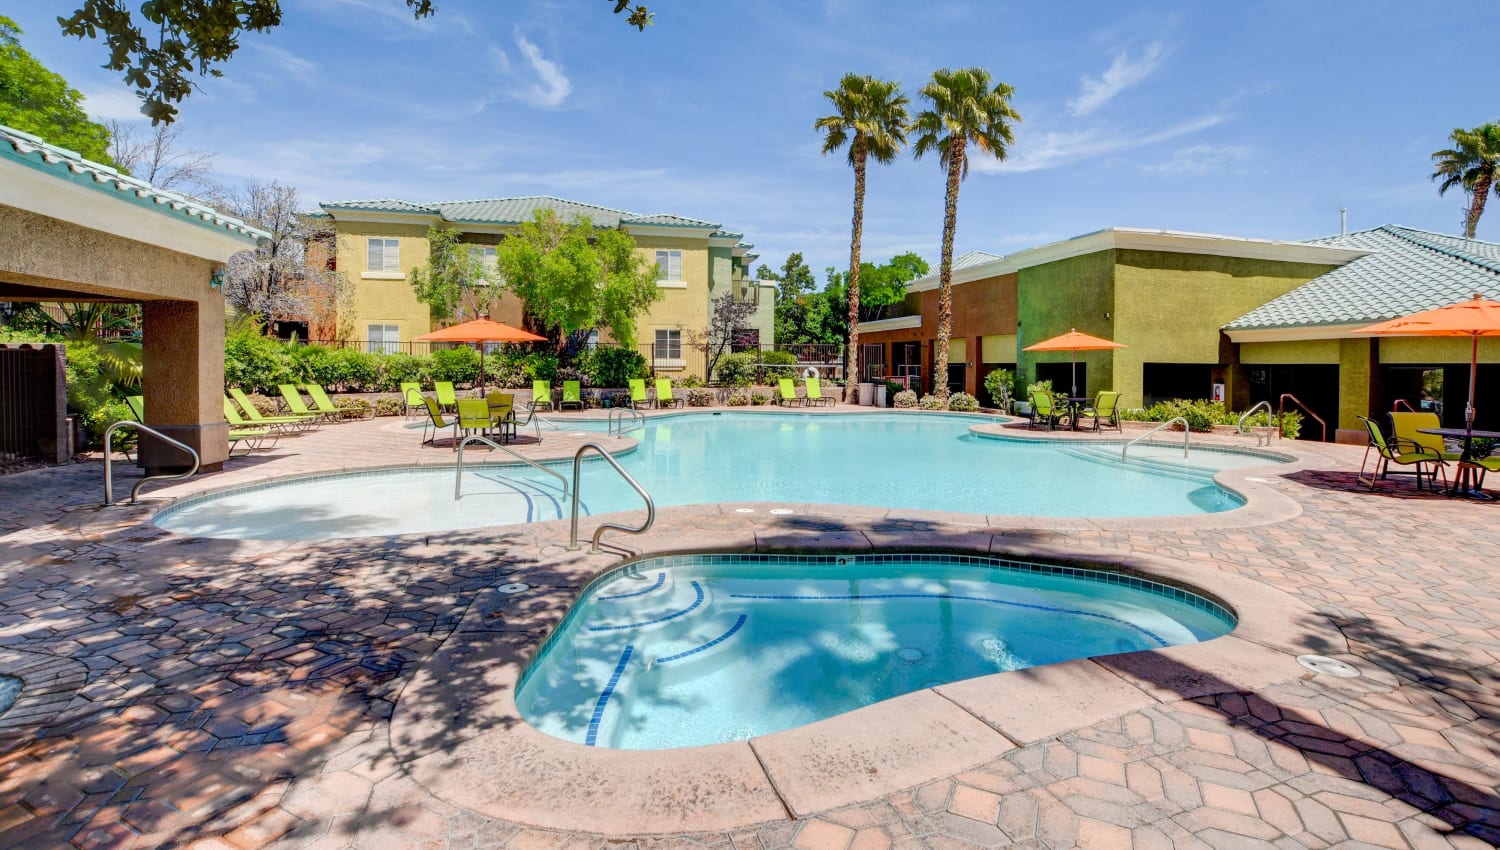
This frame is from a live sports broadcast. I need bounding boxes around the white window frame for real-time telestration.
[468,245,498,270]
[655,249,683,282]
[366,238,401,273]
[367,323,400,354]
[653,328,684,369]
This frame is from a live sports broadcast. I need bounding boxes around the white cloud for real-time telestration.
[1068,41,1167,116]
[81,88,146,121]
[513,34,572,109]
[249,44,321,84]
[980,112,1227,174]
[1140,143,1251,176]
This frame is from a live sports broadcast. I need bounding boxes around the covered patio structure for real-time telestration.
[0,124,267,472]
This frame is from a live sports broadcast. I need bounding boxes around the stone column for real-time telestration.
[142,299,228,472]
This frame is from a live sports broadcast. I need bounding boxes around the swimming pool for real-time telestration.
[155,412,1284,540]
[515,553,1236,750]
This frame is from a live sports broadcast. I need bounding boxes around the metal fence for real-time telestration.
[0,344,68,465]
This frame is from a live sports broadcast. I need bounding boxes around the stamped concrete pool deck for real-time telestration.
[1,408,1498,849]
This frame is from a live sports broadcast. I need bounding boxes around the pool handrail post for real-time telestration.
[608,407,644,438]
[568,442,655,553]
[454,434,570,502]
[1121,416,1191,460]
[1236,400,1277,447]
[103,420,201,506]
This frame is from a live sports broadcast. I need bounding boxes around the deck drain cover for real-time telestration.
[1297,654,1360,677]
[896,647,924,664]
[769,508,794,515]
[735,508,755,513]
[498,583,529,594]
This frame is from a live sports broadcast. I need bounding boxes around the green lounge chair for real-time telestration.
[228,388,318,432]
[628,378,650,409]
[1028,390,1057,430]
[1357,416,1446,491]
[560,380,583,411]
[655,378,683,409]
[125,395,146,423]
[531,380,554,412]
[1389,412,1462,463]
[804,377,832,407]
[419,395,459,447]
[777,378,803,407]
[434,381,458,413]
[278,384,335,423]
[400,382,424,417]
[224,397,305,439]
[302,384,353,421]
[1082,391,1121,432]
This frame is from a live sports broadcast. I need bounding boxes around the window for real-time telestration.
[366,238,400,272]
[655,250,683,281]
[367,324,399,354]
[654,329,682,361]
[468,245,498,269]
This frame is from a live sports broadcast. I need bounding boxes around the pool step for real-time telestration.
[652,613,749,666]
[473,470,577,521]
[1058,444,1218,483]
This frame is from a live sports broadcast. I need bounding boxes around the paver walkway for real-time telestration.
[0,413,1497,849]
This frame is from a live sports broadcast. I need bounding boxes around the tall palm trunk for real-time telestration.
[846,140,867,401]
[933,137,964,399]
[1468,169,1494,238]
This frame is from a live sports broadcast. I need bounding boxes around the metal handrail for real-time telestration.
[103,421,200,506]
[568,442,655,553]
[454,435,569,501]
[1236,400,1276,434]
[1278,393,1327,442]
[514,404,559,441]
[608,407,644,437]
[1122,417,1191,460]
[1392,399,1417,413]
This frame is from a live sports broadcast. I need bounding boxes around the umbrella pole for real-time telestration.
[1070,351,1077,398]
[478,344,486,396]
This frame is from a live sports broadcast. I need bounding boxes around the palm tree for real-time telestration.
[815,74,910,400]
[1431,123,1500,239]
[913,67,1020,399]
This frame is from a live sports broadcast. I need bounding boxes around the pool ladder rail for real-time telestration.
[608,407,644,438]
[102,420,201,506]
[1121,416,1190,460]
[454,435,570,502]
[1236,400,1278,447]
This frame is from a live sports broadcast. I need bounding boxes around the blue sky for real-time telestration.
[12,1,1500,280]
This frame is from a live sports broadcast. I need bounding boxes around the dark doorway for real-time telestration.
[1035,362,1087,398]
[891,342,921,392]
[860,343,885,382]
[1142,363,1213,406]
[271,320,309,341]
[1382,363,1500,430]
[1247,364,1339,441]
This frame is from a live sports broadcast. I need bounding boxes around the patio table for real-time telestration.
[1418,427,1500,497]
[1061,397,1091,431]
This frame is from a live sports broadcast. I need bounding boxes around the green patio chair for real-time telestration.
[456,398,493,446]
[434,381,458,413]
[655,378,683,409]
[278,384,335,423]
[1389,412,1462,463]
[419,395,459,448]
[804,377,833,407]
[485,391,517,442]
[1028,389,1057,430]
[229,388,318,432]
[125,395,145,423]
[531,380,554,412]
[1357,416,1446,491]
[400,381,424,417]
[1082,391,1121,432]
[628,378,650,409]
[560,380,583,411]
[777,378,803,407]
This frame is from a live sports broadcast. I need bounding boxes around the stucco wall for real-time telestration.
[1379,336,1500,363]
[334,221,433,344]
[1017,251,1116,396]
[633,235,710,370]
[1240,339,1342,364]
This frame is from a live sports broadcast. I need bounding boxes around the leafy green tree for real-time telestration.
[57,1,656,124]
[494,209,659,348]
[1431,123,1500,238]
[0,16,114,163]
[816,73,909,391]
[913,67,1020,398]
[853,252,928,321]
[409,226,499,324]
[769,252,819,344]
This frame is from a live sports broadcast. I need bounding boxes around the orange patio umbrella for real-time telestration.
[1023,328,1126,398]
[413,317,546,392]
[1356,294,1500,447]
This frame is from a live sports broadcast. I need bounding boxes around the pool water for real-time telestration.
[0,675,20,718]
[156,412,1280,540]
[515,554,1236,750]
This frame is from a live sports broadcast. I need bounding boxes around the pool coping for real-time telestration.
[385,528,1342,836]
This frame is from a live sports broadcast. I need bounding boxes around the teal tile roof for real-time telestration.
[1225,225,1500,330]
[908,250,1005,288]
[0,123,267,242]
[320,195,720,230]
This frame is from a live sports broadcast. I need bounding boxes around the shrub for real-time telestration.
[242,392,279,416]
[724,388,751,406]
[333,397,373,420]
[982,369,1014,410]
[679,374,706,388]
[606,390,632,407]
[750,389,770,405]
[522,352,559,384]
[287,343,338,387]
[760,349,797,366]
[377,352,429,392]
[948,392,979,412]
[713,351,758,387]
[578,346,648,387]
[224,328,293,393]
[430,346,480,385]
[373,396,405,417]
[893,390,918,409]
[1120,399,1221,432]
[918,393,947,410]
[686,387,716,407]
[328,347,379,391]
